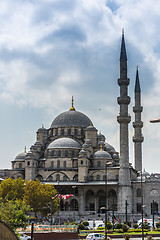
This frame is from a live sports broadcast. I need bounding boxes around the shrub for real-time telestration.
[156,222,160,228]
[143,222,150,230]
[114,229,123,233]
[124,234,130,240]
[106,222,112,230]
[78,223,85,231]
[133,223,138,229]
[82,221,89,226]
[124,221,131,227]
[115,222,122,229]
[122,224,129,232]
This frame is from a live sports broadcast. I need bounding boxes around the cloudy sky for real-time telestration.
[0,0,160,173]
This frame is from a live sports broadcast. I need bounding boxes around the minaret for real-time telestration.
[133,67,144,172]
[117,30,132,215]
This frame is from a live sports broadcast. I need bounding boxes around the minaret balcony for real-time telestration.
[117,96,130,105]
[133,121,143,128]
[117,115,131,123]
[132,136,144,143]
[133,106,143,113]
[118,78,130,86]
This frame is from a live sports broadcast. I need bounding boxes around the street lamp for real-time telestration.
[150,119,160,123]
[72,185,76,222]
[105,161,112,240]
[138,171,144,240]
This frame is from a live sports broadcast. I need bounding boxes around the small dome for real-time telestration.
[85,139,91,144]
[105,142,115,152]
[37,126,47,133]
[15,152,27,162]
[79,149,87,156]
[97,132,105,141]
[94,150,112,159]
[26,151,34,159]
[112,153,119,159]
[47,137,81,149]
[86,125,97,131]
[98,141,105,146]
[51,110,92,128]
[82,143,89,148]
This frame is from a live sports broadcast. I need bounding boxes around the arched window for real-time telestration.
[51,161,54,168]
[63,161,66,168]
[72,151,75,158]
[56,174,60,181]
[97,161,101,168]
[137,188,142,197]
[81,129,84,135]
[48,175,53,181]
[61,129,64,135]
[75,128,78,135]
[96,175,100,181]
[19,163,22,169]
[63,175,68,181]
[55,129,58,136]
[58,150,61,157]
[73,174,78,182]
[65,150,68,157]
[90,175,93,181]
[68,129,71,136]
[57,160,60,168]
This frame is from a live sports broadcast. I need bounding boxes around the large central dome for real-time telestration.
[50,110,92,128]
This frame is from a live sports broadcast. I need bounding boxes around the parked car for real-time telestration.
[19,233,31,240]
[86,233,104,240]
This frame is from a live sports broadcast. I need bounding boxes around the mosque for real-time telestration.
[3,32,160,221]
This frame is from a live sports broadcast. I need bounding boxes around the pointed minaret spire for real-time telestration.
[120,29,127,61]
[135,66,141,93]
[133,67,144,172]
[117,31,132,215]
[69,96,76,111]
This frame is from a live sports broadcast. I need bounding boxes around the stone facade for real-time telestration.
[2,32,160,222]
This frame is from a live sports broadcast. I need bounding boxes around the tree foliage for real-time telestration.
[0,198,31,230]
[24,179,58,217]
[0,178,58,218]
[0,178,25,201]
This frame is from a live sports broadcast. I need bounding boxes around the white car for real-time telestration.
[19,233,31,240]
[86,233,104,240]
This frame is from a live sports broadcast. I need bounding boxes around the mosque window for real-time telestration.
[137,203,141,213]
[61,128,64,135]
[56,174,60,181]
[63,175,68,181]
[27,161,30,166]
[81,129,84,135]
[58,150,61,157]
[57,160,60,168]
[68,129,71,136]
[55,129,58,136]
[96,175,100,181]
[52,150,54,156]
[19,163,22,169]
[136,188,142,197]
[48,175,53,181]
[65,150,68,157]
[81,160,83,165]
[97,161,101,168]
[75,128,78,135]
[63,161,66,168]
[72,151,75,158]
[90,175,93,181]
[51,161,54,168]
[103,175,106,181]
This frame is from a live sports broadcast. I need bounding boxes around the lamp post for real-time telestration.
[72,185,76,222]
[138,171,144,240]
[105,161,112,240]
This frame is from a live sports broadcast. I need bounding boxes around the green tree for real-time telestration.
[0,178,25,201]
[0,198,31,230]
[24,179,58,217]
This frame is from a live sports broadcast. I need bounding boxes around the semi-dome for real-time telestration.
[94,150,112,159]
[15,152,27,162]
[105,142,115,152]
[50,110,92,128]
[47,137,82,149]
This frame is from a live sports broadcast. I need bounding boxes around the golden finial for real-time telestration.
[24,146,26,153]
[100,145,103,151]
[90,121,93,126]
[42,124,44,128]
[69,96,76,111]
